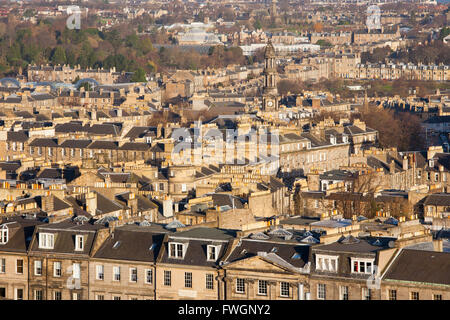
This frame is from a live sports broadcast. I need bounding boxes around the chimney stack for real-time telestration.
[433,239,443,252]
[163,196,173,218]
[389,160,395,174]
[402,156,408,171]
[85,192,97,216]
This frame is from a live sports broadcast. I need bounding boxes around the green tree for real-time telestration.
[439,27,450,40]
[131,67,146,82]
[253,20,262,30]
[51,47,66,65]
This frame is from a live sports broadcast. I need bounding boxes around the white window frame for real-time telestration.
[351,258,375,275]
[72,292,81,300]
[410,291,419,300]
[315,254,339,273]
[72,263,81,279]
[75,235,84,251]
[0,226,8,244]
[14,288,24,300]
[257,280,268,296]
[145,269,153,284]
[317,283,326,300]
[96,265,104,280]
[39,233,55,249]
[206,274,214,290]
[54,291,62,300]
[280,282,290,297]
[0,258,5,273]
[340,286,349,300]
[207,245,221,261]
[388,289,397,300]
[113,266,121,281]
[362,287,372,300]
[129,267,137,283]
[184,272,193,288]
[53,261,62,277]
[34,289,43,300]
[236,278,245,294]
[168,242,185,259]
[34,260,42,276]
[163,270,171,286]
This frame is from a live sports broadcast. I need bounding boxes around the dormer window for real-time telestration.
[169,242,185,259]
[207,245,221,261]
[75,235,84,251]
[39,233,54,249]
[0,225,8,244]
[330,135,336,145]
[351,258,375,274]
[315,254,338,272]
[343,135,349,143]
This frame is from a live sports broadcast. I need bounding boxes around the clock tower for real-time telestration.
[262,39,279,111]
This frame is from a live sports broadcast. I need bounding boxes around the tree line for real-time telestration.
[0,18,250,79]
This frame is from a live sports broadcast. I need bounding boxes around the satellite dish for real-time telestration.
[388,241,395,248]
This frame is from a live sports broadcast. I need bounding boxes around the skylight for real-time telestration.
[112,241,121,249]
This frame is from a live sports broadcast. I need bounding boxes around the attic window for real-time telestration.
[39,233,54,249]
[169,242,185,259]
[75,235,84,251]
[113,241,121,249]
[207,245,221,261]
[270,247,278,253]
[0,225,8,244]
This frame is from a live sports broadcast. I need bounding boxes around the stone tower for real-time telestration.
[262,39,279,111]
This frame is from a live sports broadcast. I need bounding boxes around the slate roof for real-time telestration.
[55,122,86,133]
[92,192,124,215]
[88,123,122,136]
[119,142,150,151]
[0,162,21,172]
[313,237,390,253]
[6,131,28,142]
[383,249,450,286]
[124,126,155,139]
[0,216,46,253]
[30,219,106,255]
[423,193,450,207]
[93,224,170,262]
[28,138,58,148]
[87,141,118,150]
[59,139,92,149]
[225,239,310,269]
